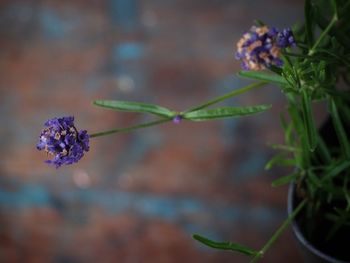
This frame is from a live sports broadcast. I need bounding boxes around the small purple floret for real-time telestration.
[267,27,279,37]
[37,116,89,168]
[276,28,296,48]
[173,115,182,124]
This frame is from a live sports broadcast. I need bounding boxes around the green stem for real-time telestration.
[308,15,338,55]
[316,49,350,67]
[89,82,267,138]
[270,144,301,152]
[330,0,338,19]
[282,54,301,90]
[89,118,171,138]
[90,82,267,138]
[249,199,307,263]
[183,81,267,113]
[282,52,310,58]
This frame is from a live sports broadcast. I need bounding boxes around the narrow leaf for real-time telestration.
[238,71,287,85]
[192,234,258,256]
[183,105,271,121]
[301,90,318,151]
[316,135,331,164]
[287,98,309,168]
[307,170,322,188]
[280,113,295,146]
[270,144,300,153]
[315,8,350,48]
[254,19,265,27]
[330,0,338,20]
[329,99,350,158]
[93,100,175,118]
[265,154,296,170]
[323,159,350,181]
[271,172,298,187]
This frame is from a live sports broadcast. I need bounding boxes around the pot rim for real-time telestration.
[287,183,349,263]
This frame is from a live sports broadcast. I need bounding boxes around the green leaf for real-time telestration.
[254,19,265,27]
[301,90,318,152]
[265,153,296,170]
[271,172,298,187]
[192,234,258,256]
[93,100,175,118]
[329,99,350,158]
[183,105,271,121]
[316,49,350,67]
[323,159,350,181]
[330,0,338,20]
[344,177,350,211]
[280,114,295,146]
[270,144,300,153]
[238,71,287,85]
[268,65,283,75]
[307,169,322,188]
[184,81,267,113]
[315,7,350,48]
[331,0,338,19]
[316,135,331,164]
[287,96,310,168]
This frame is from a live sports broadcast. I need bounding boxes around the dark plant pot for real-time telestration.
[287,183,350,263]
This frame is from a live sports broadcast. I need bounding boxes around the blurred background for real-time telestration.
[0,0,304,262]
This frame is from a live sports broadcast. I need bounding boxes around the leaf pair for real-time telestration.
[93,99,271,122]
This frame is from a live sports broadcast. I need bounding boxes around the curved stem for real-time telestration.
[89,118,171,138]
[308,15,338,55]
[183,81,267,113]
[250,199,307,263]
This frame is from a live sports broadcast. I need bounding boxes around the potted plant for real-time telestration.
[234,0,350,261]
[36,0,350,261]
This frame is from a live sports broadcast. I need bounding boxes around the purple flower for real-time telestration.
[37,116,89,168]
[173,115,182,124]
[235,25,295,70]
[276,28,296,48]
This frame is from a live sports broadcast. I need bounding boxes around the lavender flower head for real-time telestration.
[37,116,89,168]
[235,25,295,70]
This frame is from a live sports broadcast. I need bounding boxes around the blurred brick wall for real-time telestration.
[0,0,304,262]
